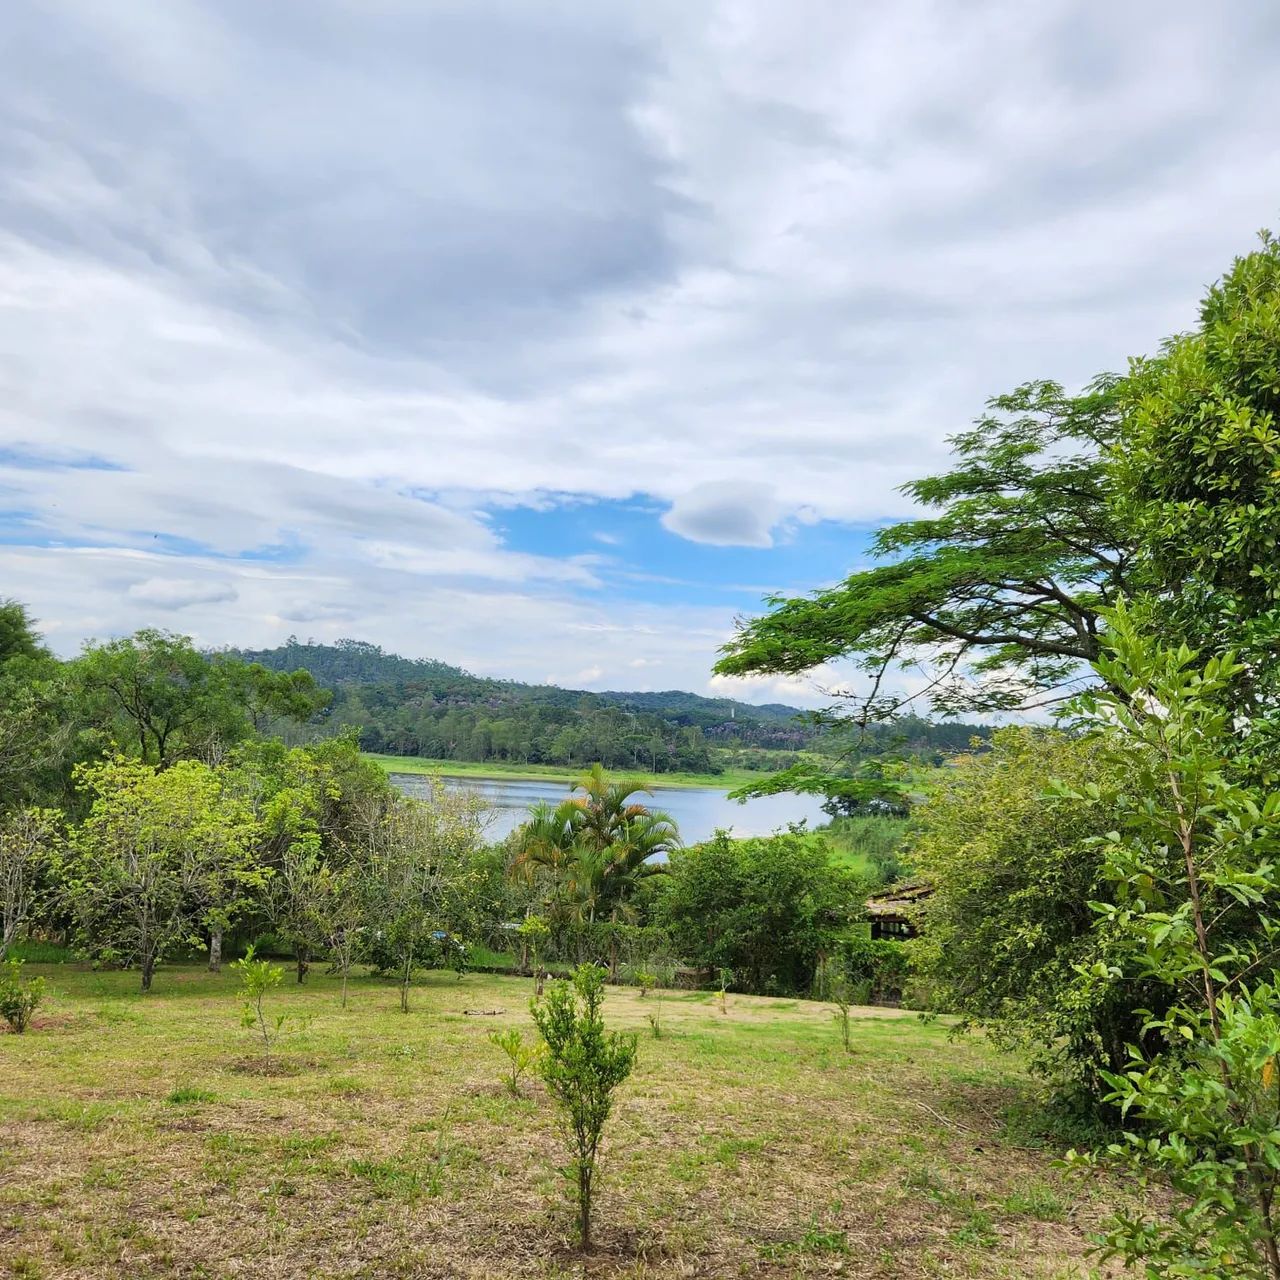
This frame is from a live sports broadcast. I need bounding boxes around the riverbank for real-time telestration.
[365,753,771,791]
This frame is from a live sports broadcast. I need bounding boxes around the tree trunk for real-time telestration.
[141,952,155,993]
[341,965,349,1009]
[208,930,222,973]
[400,947,413,1014]
[578,1163,592,1250]
[295,946,309,985]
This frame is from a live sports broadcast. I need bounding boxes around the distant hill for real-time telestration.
[223,638,989,776]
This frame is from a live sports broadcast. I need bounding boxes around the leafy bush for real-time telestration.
[488,1027,541,1096]
[653,831,863,996]
[1062,613,1280,1277]
[835,934,909,1005]
[0,958,45,1034]
[908,727,1160,1101]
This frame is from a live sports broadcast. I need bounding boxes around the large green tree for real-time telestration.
[75,630,327,766]
[1115,229,1280,766]
[716,379,1129,721]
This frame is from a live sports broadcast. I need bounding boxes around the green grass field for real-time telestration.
[366,754,771,791]
[0,963,1142,1278]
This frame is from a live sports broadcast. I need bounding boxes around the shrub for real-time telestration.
[653,831,863,996]
[489,1027,541,1096]
[908,727,1157,1100]
[0,958,45,1034]
[836,935,909,1005]
[233,945,286,1057]
[532,964,637,1249]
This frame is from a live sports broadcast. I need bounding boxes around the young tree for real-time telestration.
[362,783,486,1013]
[511,765,675,971]
[233,945,287,1059]
[532,964,637,1249]
[0,808,60,960]
[60,757,256,991]
[1064,608,1280,1277]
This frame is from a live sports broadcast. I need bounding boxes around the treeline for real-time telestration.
[226,638,991,775]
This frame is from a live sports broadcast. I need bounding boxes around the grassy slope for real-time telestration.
[366,753,769,791]
[0,964,1142,1278]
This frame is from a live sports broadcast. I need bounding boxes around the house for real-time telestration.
[864,880,932,940]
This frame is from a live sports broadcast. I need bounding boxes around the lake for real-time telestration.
[388,772,829,846]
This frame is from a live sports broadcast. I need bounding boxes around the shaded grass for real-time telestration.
[0,963,1144,1278]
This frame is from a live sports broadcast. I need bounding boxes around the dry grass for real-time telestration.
[0,964,1145,1279]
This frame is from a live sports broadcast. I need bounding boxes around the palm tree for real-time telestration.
[510,765,679,970]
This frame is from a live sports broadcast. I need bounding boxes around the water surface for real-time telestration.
[389,772,828,846]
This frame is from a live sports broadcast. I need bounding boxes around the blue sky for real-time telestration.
[2,3,1279,705]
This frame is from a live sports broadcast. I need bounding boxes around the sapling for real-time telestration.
[829,972,853,1054]
[233,945,287,1058]
[0,958,45,1034]
[718,966,733,1014]
[489,1026,541,1096]
[532,964,636,1250]
[518,914,551,1001]
[634,968,656,998]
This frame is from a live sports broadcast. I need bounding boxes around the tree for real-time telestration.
[654,830,861,995]
[361,783,486,1013]
[76,630,326,767]
[1114,229,1280,769]
[532,964,637,1250]
[0,808,60,960]
[0,599,46,670]
[1063,608,1280,1277]
[512,765,675,919]
[910,727,1158,1099]
[59,757,256,991]
[511,766,676,972]
[715,379,1129,722]
[250,735,392,983]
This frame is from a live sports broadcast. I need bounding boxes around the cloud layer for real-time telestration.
[2,2,1279,700]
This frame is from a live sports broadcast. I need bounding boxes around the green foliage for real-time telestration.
[233,945,287,1057]
[73,630,319,766]
[0,599,46,670]
[910,727,1153,1099]
[58,756,258,992]
[833,934,908,1006]
[0,807,61,960]
[1114,229,1280,771]
[828,970,853,1053]
[488,1027,541,1096]
[531,964,637,1249]
[360,782,486,1013]
[511,766,675,960]
[716,378,1128,720]
[0,957,45,1034]
[1061,609,1280,1277]
[730,757,912,818]
[654,830,862,995]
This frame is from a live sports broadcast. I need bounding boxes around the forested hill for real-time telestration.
[224,638,988,775]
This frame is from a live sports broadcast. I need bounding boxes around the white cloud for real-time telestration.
[660,481,784,547]
[3,2,1280,700]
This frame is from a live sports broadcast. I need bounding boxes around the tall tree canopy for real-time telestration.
[715,379,1129,721]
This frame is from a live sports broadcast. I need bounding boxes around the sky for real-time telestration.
[2,2,1279,708]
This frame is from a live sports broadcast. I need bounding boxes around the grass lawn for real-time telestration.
[0,965,1141,1279]
[365,754,771,792]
